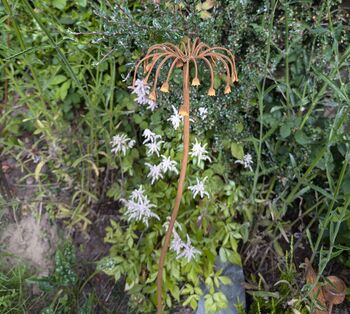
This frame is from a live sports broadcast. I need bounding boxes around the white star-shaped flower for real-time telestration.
[160,155,178,174]
[128,79,150,105]
[198,107,208,120]
[235,153,254,171]
[170,231,184,255]
[167,105,183,130]
[146,99,158,111]
[190,138,211,165]
[128,139,136,148]
[145,163,163,184]
[110,133,135,156]
[130,185,146,202]
[188,177,210,199]
[121,186,159,227]
[142,129,162,144]
[129,79,158,110]
[162,217,183,232]
[176,235,201,262]
[145,140,163,157]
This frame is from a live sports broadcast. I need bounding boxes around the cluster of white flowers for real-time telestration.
[235,153,254,171]
[142,128,178,184]
[110,133,136,155]
[188,177,210,199]
[167,105,183,130]
[129,79,158,111]
[121,186,159,227]
[143,129,163,157]
[198,107,208,120]
[170,232,201,262]
[190,138,212,165]
[163,219,200,262]
[145,156,178,184]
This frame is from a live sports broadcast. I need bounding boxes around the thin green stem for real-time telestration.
[251,0,278,198]
[310,151,349,263]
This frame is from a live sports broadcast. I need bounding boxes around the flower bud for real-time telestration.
[149,91,157,101]
[160,82,169,93]
[192,77,200,86]
[208,87,216,96]
[224,85,231,94]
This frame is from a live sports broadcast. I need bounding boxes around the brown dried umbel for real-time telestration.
[132,37,238,313]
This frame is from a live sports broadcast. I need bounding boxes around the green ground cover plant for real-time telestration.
[0,0,350,313]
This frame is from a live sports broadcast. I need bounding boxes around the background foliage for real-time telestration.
[0,0,350,313]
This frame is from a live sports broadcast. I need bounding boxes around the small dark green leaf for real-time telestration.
[294,130,311,145]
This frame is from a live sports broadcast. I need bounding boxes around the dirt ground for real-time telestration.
[1,213,58,276]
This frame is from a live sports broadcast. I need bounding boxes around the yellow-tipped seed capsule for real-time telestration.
[192,77,200,86]
[224,85,231,94]
[208,87,216,96]
[149,91,157,101]
[160,82,169,93]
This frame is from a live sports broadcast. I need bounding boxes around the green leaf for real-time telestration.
[227,249,242,266]
[294,130,311,145]
[169,284,180,301]
[50,75,67,85]
[190,297,198,310]
[231,143,244,160]
[77,0,87,7]
[342,178,350,196]
[59,80,71,101]
[52,0,67,10]
[219,276,232,285]
[204,294,216,313]
[213,292,228,308]
[280,123,291,138]
[219,247,227,262]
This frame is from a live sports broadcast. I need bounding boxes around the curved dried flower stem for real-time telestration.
[200,47,238,80]
[207,54,232,84]
[179,41,188,56]
[191,37,200,53]
[133,53,164,84]
[193,41,209,56]
[207,52,234,71]
[164,57,180,84]
[190,57,199,81]
[144,53,173,83]
[149,42,185,59]
[132,38,237,314]
[210,52,238,82]
[151,55,175,94]
[198,56,215,89]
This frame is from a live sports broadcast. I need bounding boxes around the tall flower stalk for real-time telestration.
[132,37,237,313]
